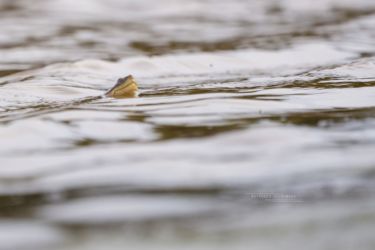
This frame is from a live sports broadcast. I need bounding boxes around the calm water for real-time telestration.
[1,0,375,249]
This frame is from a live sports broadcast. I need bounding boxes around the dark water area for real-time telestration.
[0,0,375,249]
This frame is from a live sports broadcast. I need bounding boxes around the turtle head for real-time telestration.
[105,75,138,98]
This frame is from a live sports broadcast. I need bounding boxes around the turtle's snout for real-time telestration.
[105,75,138,98]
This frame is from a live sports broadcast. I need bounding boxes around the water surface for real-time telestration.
[1,0,375,249]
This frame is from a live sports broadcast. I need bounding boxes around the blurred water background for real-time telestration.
[1,0,375,249]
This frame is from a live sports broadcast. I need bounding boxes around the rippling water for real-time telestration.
[1,0,375,249]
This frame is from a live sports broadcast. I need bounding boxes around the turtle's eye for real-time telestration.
[117,75,131,85]
[117,77,125,85]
